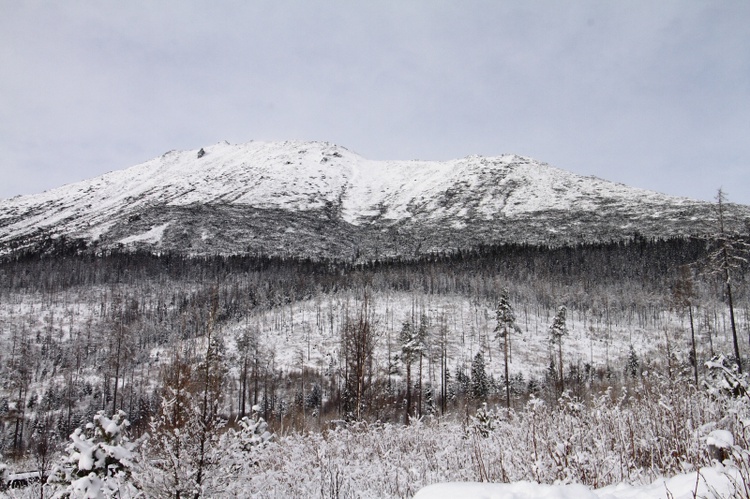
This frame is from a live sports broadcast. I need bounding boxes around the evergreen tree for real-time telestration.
[545,357,559,401]
[626,345,640,379]
[49,410,135,498]
[136,330,227,499]
[456,367,471,397]
[424,383,436,415]
[548,306,568,393]
[471,352,490,400]
[305,383,322,413]
[416,314,429,417]
[444,367,456,404]
[340,309,377,421]
[469,403,496,438]
[495,288,520,409]
[234,326,259,418]
[193,305,228,497]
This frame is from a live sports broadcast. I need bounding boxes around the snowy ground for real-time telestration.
[413,466,741,499]
[226,289,737,384]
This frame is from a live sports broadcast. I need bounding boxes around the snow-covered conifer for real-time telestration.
[135,346,227,498]
[626,345,639,379]
[495,289,521,409]
[400,320,423,421]
[471,352,490,400]
[211,406,274,493]
[227,406,274,454]
[548,306,568,392]
[469,403,497,437]
[48,410,136,499]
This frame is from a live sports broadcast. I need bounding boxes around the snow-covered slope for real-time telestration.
[0,140,746,259]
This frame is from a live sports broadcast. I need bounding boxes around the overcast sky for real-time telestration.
[2,1,749,204]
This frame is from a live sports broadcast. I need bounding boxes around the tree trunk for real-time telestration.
[688,304,698,385]
[441,339,447,415]
[726,269,742,373]
[418,354,423,418]
[558,341,564,394]
[405,362,412,423]
[240,356,248,418]
[112,331,122,413]
[504,334,510,410]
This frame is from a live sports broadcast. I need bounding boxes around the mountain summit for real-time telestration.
[1,140,747,259]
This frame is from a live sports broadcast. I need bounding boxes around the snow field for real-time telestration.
[412,466,741,499]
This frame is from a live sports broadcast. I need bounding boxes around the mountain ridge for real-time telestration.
[1,140,748,260]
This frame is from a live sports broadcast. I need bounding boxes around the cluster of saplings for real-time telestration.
[0,223,748,491]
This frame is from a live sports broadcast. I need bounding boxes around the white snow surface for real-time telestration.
[118,222,170,245]
[0,140,690,245]
[706,429,734,449]
[414,466,740,499]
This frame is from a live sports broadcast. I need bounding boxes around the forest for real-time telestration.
[0,230,749,497]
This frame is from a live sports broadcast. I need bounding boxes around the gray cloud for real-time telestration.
[2,1,749,205]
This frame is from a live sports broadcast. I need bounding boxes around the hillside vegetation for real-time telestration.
[1,233,750,496]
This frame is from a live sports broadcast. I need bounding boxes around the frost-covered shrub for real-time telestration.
[705,355,749,398]
[468,403,498,438]
[706,429,734,463]
[220,408,274,467]
[48,410,136,499]
[720,422,750,497]
[236,410,274,449]
[227,376,748,498]
[133,387,225,498]
[41,376,749,498]
[701,358,750,497]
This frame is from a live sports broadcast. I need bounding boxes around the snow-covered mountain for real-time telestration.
[1,140,747,259]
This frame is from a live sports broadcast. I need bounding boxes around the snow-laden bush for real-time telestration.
[717,423,750,497]
[232,407,274,452]
[214,408,274,478]
[468,403,498,438]
[705,354,749,398]
[48,410,136,499]
[39,376,749,498]
[213,376,747,498]
[132,404,274,497]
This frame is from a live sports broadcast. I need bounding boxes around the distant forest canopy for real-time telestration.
[2,233,746,360]
[0,233,726,293]
[1,234,746,334]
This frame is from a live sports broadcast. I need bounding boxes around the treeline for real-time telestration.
[1,234,735,335]
[0,234,719,295]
